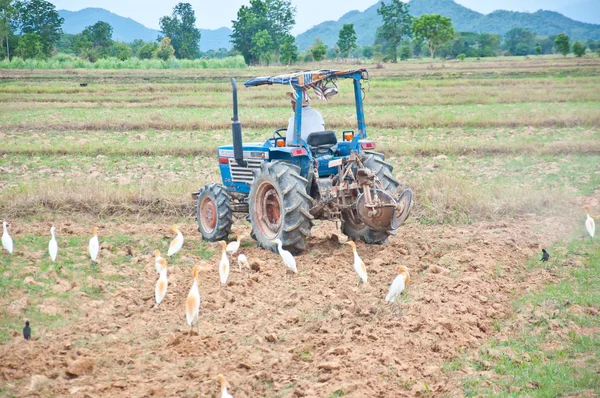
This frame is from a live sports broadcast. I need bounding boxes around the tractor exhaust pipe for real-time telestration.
[231,78,246,167]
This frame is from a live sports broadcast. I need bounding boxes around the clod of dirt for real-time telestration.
[29,375,51,391]
[66,358,95,378]
[250,259,263,272]
[317,361,340,371]
[265,333,278,343]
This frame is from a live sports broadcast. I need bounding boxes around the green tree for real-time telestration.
[503,28,535,55]
[554,33,570,57]
[535,45,542,55]
[231,0,295,65]
[129,39,145,55]
[572,40,586,57]
[279,34,297,65]
[399,43,411,60]
[14,31,43,58]
[72,21,113,60]
[477,32,500,57]
[310,38,326,61]
[138,42,158,59]
[155,36,175,60]
[14,0,63,57]
[337,24,356,58]
[375,0,412,63]
[0,0,15,59]
[361,45,373,59]
[411,14,454,59]
[251,29,273,65]
[159,2,201,59]
[111,41,132,61]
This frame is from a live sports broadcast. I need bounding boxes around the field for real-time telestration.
[1,56,599,397]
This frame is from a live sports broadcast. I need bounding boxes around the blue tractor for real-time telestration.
[193,68,413,253]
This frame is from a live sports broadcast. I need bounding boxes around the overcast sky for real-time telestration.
[48,0,578,34]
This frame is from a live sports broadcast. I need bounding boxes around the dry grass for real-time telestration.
[411,172,574,225]
[0,180,202,219]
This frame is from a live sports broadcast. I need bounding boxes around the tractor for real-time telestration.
[192,68,413,253]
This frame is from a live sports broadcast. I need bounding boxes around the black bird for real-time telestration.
[540,249,550,262]
[23,321,31,340]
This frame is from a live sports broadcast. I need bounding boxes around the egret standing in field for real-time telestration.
[2,220,13,254]
[344,241,368,287]
[237,253,250,277]
[168,225,184,257]
[154,249,164,273]
[218,374,233,398]
[48,226,58,262]
[218,240,230,288]
[385,266,411,317]
[585,206,595,239]
[185,264,201,334]
[226,236,241,257]
[155,258,168,310]
[271,239,297,276]
[89,226,99,262]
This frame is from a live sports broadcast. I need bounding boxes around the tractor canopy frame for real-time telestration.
[244,68,369,146]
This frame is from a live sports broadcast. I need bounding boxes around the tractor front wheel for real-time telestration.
[196,183,233,242]
[249,161,314,254]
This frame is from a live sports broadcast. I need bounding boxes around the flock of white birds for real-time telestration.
[0,207,596,397]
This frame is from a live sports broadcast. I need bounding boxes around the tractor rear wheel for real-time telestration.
[249,161,314,254]
[196,183,233,242]
[362,151,402,194]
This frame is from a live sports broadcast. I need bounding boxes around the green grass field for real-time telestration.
[0,56,599,397]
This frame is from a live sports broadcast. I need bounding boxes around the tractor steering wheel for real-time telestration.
[273,128,287,139]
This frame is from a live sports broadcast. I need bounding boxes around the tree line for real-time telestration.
[1,0,598,64]
[0,0,210,61]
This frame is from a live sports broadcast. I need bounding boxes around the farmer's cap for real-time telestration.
[286,92,309,107]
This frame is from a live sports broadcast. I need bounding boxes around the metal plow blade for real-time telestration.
[357,188,413,232]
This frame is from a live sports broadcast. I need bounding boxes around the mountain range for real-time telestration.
[296,0,600,49]
[58,8,233,51]
[58,0,600,52]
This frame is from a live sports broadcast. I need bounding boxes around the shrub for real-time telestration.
[456,53,466,61]
[572,41,586,57]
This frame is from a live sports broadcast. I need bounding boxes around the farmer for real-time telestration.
[285,92,325,144]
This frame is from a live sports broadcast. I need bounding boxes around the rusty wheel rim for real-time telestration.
[255,182,282,239]
[200,196,217,233]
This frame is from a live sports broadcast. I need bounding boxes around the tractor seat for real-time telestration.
[306,131,337,155]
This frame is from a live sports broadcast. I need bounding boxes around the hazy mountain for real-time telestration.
[296,0,600,50]
[58,8,232,50]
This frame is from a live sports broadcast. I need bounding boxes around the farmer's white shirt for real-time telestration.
[286,106,325,144]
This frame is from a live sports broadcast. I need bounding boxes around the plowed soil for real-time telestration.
[0,216,573,397]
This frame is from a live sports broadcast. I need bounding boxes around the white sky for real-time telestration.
[48,0,578,34]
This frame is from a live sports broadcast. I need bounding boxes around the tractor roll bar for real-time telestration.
[230,78,247,167]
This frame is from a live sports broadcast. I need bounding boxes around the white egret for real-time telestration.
[344,241,368,287]
[154,249,163,273]
[218,241,230,288]
[272,239,297,275]
[385,266,411,316]
[585,205,595,239]
[218,374,233,398]
[89,226,99,262]
[226,236,241,256]
[48,226,58,262]
[185,264,201,333]
[155,258,168,309]
[168,224,184,256]
[2,220,13,254]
